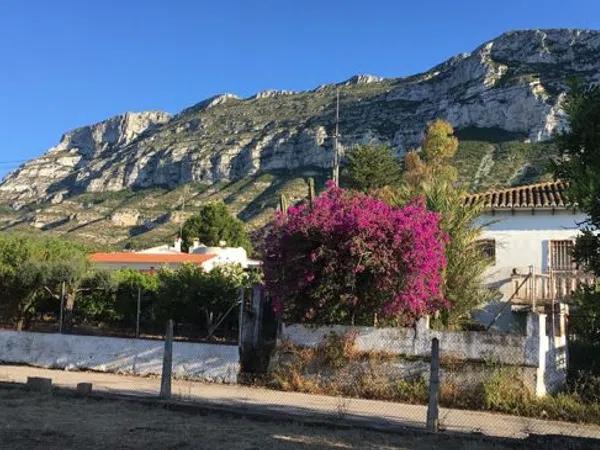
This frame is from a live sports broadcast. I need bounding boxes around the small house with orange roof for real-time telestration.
[89,250,217,273]
[89,237,260,273]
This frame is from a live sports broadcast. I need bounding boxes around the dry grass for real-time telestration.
[260,334,600,425]
[0,387,544,450]
[263,333,430,405]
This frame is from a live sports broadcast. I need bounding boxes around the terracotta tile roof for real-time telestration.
[89,252,216,265]
[464,180,572,210]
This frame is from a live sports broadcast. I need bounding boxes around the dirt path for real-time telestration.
[2,387,596,450]
[1,364,599,441]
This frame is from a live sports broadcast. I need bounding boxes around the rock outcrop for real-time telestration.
[1,29,599,207]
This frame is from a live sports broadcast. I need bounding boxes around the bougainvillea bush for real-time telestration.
[262,183,448,325]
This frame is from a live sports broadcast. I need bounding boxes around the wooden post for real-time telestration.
[426,337,440,432]
[239,285,278,374]
[529,265,536,310]
[160,319,173,399]
[307,177,315,209]
[135,286,141,338]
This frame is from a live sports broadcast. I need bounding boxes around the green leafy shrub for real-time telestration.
[155,263,253,336]
[0,234,89,329]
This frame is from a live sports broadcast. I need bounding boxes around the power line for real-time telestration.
[0,159,29,165]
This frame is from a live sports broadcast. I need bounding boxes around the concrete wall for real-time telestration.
[474,210,586,331]
[0,330,239,383]
[282,313,567,396]
[283,319,533,366]
[527,311,568,395]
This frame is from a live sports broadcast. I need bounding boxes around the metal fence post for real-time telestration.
[135,286,141,338]
[58,281,66,333]
[426,337,440,432]
[160,319,173,399]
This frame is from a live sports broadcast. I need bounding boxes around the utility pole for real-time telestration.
[332,88,340,186]
[179,185,188,239]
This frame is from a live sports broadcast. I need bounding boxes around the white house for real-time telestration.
[136,237,184,254]
[465,180,590,332]
[90,238,260,272]
[188,239,261,270]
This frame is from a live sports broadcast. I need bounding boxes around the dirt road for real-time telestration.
[1,364,599,441]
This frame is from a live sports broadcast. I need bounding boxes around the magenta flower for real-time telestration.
[262,183,448,325]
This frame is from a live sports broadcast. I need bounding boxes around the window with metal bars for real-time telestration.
[549,240,576,271]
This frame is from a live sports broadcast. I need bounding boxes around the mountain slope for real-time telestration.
[0,28,598,247]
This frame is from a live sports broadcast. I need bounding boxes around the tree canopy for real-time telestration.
[343,144,403,192]
[181,202,252,254]
[555,82,600,275]
[553,82,600,344]
[379,119,494,328]
[155,263,253,336]
[0,234,89,329]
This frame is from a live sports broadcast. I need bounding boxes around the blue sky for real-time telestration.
[1,0,599,179]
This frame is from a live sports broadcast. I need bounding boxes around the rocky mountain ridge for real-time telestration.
[3,29,599,207]
[0,28,598,247]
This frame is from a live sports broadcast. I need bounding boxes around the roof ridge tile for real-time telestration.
[465,180,572,210]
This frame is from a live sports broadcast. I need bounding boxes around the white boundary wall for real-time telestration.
[282,312,567,396]
[0,330,239,383]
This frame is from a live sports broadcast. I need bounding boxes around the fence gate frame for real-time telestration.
[238,285,278,374]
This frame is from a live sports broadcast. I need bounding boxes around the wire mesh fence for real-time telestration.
[0,287,240,343]
[2,286,600,441]
[229,292,600,440]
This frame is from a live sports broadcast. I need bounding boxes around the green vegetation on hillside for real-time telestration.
[0,136,557,250]
[454,139,556,192]
[0,122,559,250]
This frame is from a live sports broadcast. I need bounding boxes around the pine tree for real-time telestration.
[181,202,252,254]
[344,144,402,192]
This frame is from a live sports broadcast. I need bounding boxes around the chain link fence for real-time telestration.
[2,287,600,442]
[0,286,240,343]
[229,290,600,440]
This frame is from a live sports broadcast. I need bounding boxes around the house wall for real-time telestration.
[0,330,239,383]
[282,319,533,365]
[189,245,251,270]
[282,312,567,396]
[474,209,586,331]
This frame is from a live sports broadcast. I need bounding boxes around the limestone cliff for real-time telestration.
[1,29,599,212]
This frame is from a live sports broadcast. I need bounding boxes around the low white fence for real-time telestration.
[282,312,568,396]
[0,330,239,383]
